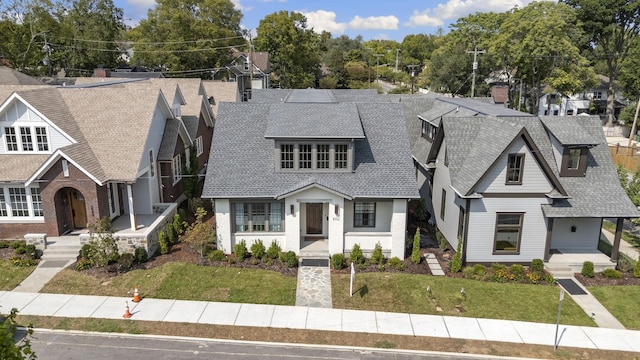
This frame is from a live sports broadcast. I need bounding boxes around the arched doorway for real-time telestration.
[54,187,88,233]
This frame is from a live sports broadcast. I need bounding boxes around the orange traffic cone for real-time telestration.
[132,286,141,303]
[122,301,132,318]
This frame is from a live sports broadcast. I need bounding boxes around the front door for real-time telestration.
[69,189,87,228]
[306,203,323,235]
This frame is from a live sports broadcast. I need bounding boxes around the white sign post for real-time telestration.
[349,262,355,297]
[554,289,565,351]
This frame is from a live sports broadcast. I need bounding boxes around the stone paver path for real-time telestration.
[295,264,332,308]
[425,253,445,276]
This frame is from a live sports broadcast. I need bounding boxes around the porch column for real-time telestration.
[610,217,624,262]
[127,183,137,231]
[543,217,554,261]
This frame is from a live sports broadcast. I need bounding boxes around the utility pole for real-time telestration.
[407,65,420,94]
[373,54,383,82]
[395,49,400,72]
[466,45,485,97]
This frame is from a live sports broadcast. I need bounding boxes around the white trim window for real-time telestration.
[195,136,204,156]
[3,125,50,153]
[0,187,43,219]
[0,191,7,216]
[31,187,43,216]
[232,202,285,232]
[354,202,376,227]
[172,154,182,184]
[9,187,29,217]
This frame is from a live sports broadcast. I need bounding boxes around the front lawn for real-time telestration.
[0,259,36,290]
[602,220,640,249]
[42,262,297,305]
[332,273,595,326]
[587,286,640,330]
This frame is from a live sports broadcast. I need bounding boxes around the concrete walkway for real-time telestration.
[601,228,640,260]
[295,261,332,308]
[13,236,81,293]
[556,278,625,329]
[424,253,444,276]
[2,291,640,353]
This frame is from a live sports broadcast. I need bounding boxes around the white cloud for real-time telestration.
[301,10,348,34]
[126,0,155,8]
[348,15,398,30]
[406,0,539,27]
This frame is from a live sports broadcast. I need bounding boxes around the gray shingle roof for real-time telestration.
[158,119,181,161]
[0,67,45,85]
[540,116,600,145]
[202,91,419,200]
[0,154,51,182]
[264,103,365,139]
[439,97,534,117]
[401,97,436,164]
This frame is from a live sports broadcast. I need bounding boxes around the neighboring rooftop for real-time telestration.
[0,66,46,86]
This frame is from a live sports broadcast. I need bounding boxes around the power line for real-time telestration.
[56,35,246,45]
[47,42,246,53]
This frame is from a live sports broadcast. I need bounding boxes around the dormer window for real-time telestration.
[4,126,49,153]
[506,153,524,185]
[421,120,437,141]
[560,147,587,177]
[277,142,352,172]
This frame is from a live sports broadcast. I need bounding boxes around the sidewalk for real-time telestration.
[2,291,640,353]
[601,228,640,260]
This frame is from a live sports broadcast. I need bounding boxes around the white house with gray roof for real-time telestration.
[405,96,638,269]
[203,89,419,258]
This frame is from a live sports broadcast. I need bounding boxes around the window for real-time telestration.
[317,144,329,169]
[299,144,312,169]
[8,188,28,217]
[31,188,43,217]
[560,147,587,177]
[494,213,523,253]
[457,206,465,241]
[232,202,285,232]
[281,144,294,169]
[568,148,581,169]
[172,154,182,183]
[195,136,204,156]
[553,110,559,116]
[421,121,438,141]
[149,150,155,177]
[567,109,574,115]
[0,191,6,216]
[548,94,557,104]
[335,144,348,169]
[4,127,17,151]
[19,127,33,151]
[354,202,375,227]
[440,189,446,220]
[594,91,602,99]
[35,127,48,151]
[506,153,524,184]
[108,183,116,213]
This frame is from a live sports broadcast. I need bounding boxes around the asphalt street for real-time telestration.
[27,330,515,360]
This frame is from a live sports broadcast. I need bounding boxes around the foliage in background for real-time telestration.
[182,207,215,257]
[0,308,36,360]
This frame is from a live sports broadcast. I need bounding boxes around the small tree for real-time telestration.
[349,243,365,265]
[86,217,119,270]
[182,207,215,257]
[371,242,385,265]
[581,261,594,278]
[634,256,640,278]
[0,308,36,360]
[411,228,421,264]
[451,238,463,273]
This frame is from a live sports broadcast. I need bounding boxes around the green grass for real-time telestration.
[602,220,640,248]
[41,262,297,305]
[588,286,640,330]
[0,259,36,290]
[332,273,596,326]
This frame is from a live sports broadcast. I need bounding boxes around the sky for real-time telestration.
[114,0,543,42]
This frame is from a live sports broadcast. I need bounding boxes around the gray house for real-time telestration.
[202,89,419,258]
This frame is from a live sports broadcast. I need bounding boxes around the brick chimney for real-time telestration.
[93,68,111,78]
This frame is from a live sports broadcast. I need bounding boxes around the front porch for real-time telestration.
[546,249,614,274]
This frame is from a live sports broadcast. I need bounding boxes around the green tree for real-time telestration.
[0,308,36,360]
[127,0,244,74]
[411,228,421,264]
[563,0,640,126]
[254,11,322,88]
[429,42,472,96]
[182,207,215,256]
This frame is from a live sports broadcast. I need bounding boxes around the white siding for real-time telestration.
[550,218,601,250]
[549,135,563,172]
[214,199,232,253]
[432,139,459,248]
[466,197,551,263]
[132,174,152,215]
[475,137,553,193]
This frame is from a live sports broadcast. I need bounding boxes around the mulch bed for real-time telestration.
[575,272,640,286]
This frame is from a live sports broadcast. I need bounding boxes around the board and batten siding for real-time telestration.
[466,197,551,263]
[475,137,553,193]
[0,101,73,154]
[550,218,602,250]
[431,139,460,248]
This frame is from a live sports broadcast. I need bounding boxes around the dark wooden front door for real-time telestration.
[69,189,87,228]
[306,203,323,235]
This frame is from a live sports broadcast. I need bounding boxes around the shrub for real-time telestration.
[618,255,636,272]
[530,259,544,274]
[118,253,135,271]
[14,246,26,255]
[491,263,506,273]
[462,266,475,279]
[349,244,365,265]
[411,228,421,264]
[603,268,622,278]
[80,243,94,259]
[436,230,447,251]
[266,241,281,259]
[387,257,405,271]
[491,268,514,282]
[510,264,525,277]
[526,272,540,284]
[543,274,556,284]
[581,261,595,278]
[371,242,385,265]
[173,213,184,236]
[234,239,248,260]
[208,249,227,262]
[634,257,640,278]
[24,244,38,260]
[250,240,266,259]
[331,253,346,270]
[158,231,170,255]
[166,222,176,245]
[450,239,462,273]
[280,251,298,267]
[134,247,148,263]
[473,264,487,278]
[0,242,9,249]
[9,241,22,249]
[76,257,92,271]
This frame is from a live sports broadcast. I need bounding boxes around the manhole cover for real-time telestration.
[301,258,329,267]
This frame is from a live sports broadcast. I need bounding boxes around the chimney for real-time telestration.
[93,66,110,78]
